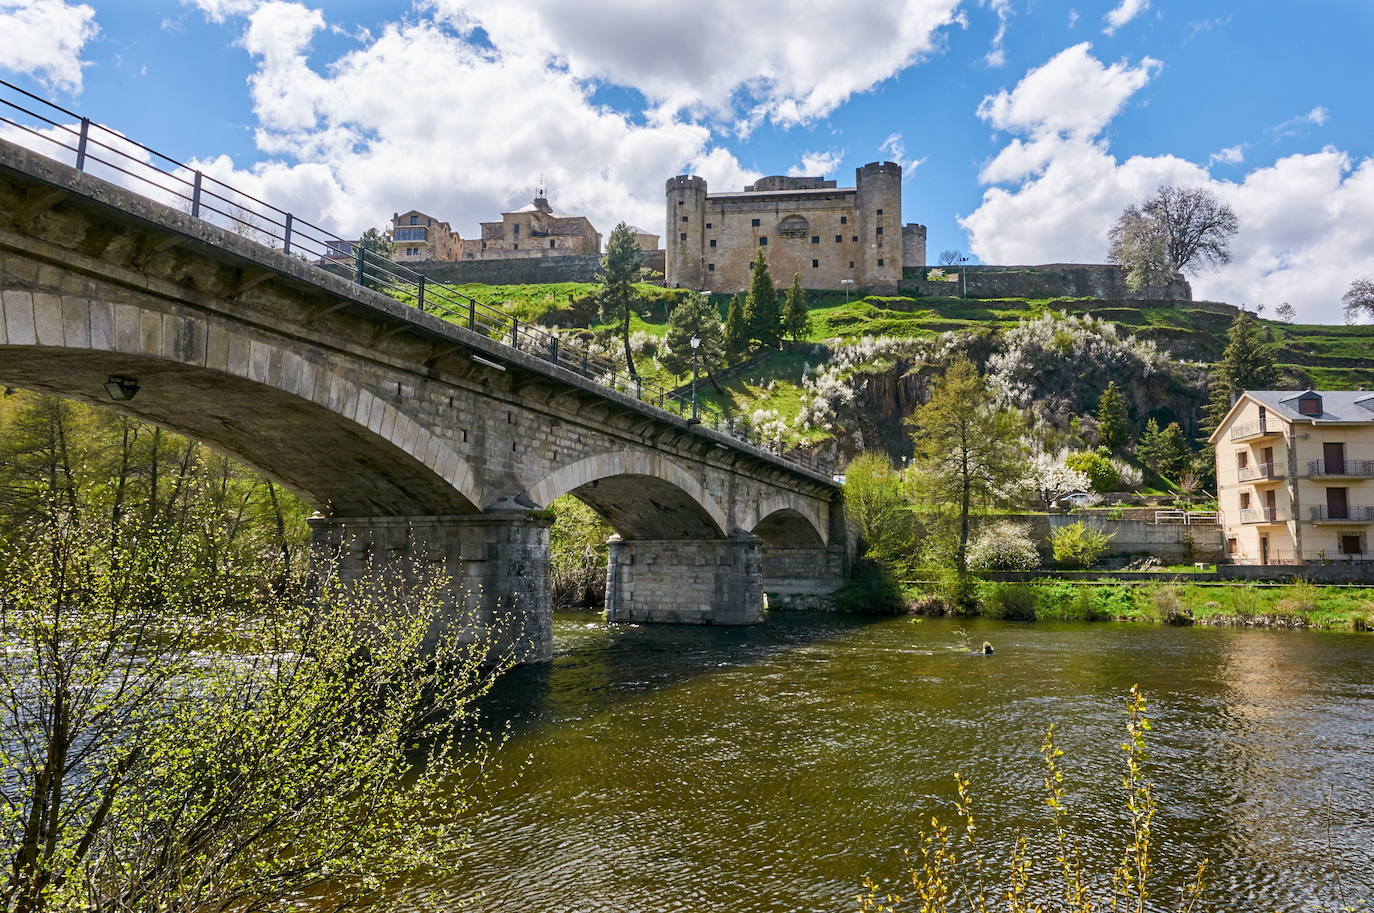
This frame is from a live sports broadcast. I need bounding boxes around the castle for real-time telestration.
[665,162,926,293]
[391,192,658,264]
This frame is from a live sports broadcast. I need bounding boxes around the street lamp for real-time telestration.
[688,335,702,424]
[957,256,969,299]
[840,278,854,304]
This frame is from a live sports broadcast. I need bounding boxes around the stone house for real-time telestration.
[665,163,926,293]
[390,210,460,262]
[462,193,602,260]
[1210,390,1374,565]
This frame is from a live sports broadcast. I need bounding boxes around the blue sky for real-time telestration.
[2,0,1371,321]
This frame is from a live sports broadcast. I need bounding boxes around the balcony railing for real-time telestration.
[1238,507,1285,523]
[1309,505,1374,522]
[1307,459,1374,477]
[1229,420,1278,441]
[1237,463,1282,482]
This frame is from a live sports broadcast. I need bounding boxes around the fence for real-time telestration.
[1152,509,1218,525]
[0,77,831,477]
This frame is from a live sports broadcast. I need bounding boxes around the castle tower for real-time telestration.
[902,223,927,269]
[665,175,707,289]
[855,161,902,291]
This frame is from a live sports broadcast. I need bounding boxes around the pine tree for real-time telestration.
[1095,380,1129,452]
[782,274,812,344]
[744,249,781,347]
[661,293,725,382]
[1203,310,1279,432]
[597,223,646,376]
[724,294,749,361]
[1138,418,1190,480]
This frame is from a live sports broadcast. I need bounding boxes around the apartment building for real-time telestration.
[1210,390,1374,564]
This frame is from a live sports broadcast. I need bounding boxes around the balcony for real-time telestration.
[1309,505,1374,523]
[1307,459,1374,478]
[1237,462,1283,483]
[1238,507,1286,523]
[1229,420,1281,441]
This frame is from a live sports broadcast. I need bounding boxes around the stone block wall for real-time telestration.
[762,546,847,611]
[984,514,1225,564]
[1218,562,1374,583]
[605,534,764,625]
[901,264,1192,301]
[408,250,665,287]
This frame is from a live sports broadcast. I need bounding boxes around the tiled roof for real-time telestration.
[1245,390,1374,423]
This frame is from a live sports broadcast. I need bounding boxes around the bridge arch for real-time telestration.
[743,495,829,547]
[521,450,727,539]
[0,292,482,515]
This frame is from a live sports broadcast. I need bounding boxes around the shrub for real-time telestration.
[967,521,1042,571]
[1148,585,1193,625]
[1224,584,1267,619]
[1065,450,1120,492]
[1273,581,1319,617]
[1051,521,1114,568]
[977,581,1038,620]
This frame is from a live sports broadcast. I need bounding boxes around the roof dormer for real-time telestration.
[1293,390,1323,416]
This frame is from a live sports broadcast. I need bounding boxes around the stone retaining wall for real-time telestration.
[902,264,1191,301]
[409,251,665,287]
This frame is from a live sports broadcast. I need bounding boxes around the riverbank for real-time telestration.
[902,579,1374,631]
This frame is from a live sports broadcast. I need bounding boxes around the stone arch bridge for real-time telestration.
[0,140,850,662]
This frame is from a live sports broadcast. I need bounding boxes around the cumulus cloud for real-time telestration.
[0,0,99,93]
[788,150,843,177]
[1103,0,1149,35]
[430,0,963,128]
[963,44,1374,323]
[1209,145,1245,166]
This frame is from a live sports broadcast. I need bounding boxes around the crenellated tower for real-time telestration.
[855,161,902,291]
[665,175,707,289]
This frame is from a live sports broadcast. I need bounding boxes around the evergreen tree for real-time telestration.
[1203,310,1279,432]
[1095,380,1129,452]
[356,227,395,291]
[744,249,782,347]
[723,293,749,360]
[909,357,1027,582]
[597,222,646,375]
[1137,418,1190,481]
[782,273,812,343]
[660,292,725,385]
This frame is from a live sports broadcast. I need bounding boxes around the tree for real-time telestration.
[1274,302,1296,324]
[909,357,1027,580]
[967,521,1041,571]
[1027,451,1091,506]
[598,222,646,375]
[0,506,503,913]
[938,249,963,267]
[1203,310,1279,432]
[1051,520,1114,568]
[723,293,749,360]
[782,274,812,343]
[357,226,395,291]
[1108,185,1239,290]
[843,452,918,576]
[1137,418,1191,481]
[661,292,725,390]
[744,249,782,347]
[1095,380,1129,452]
[1343,278,1374,324]
[1065,449,1120,493]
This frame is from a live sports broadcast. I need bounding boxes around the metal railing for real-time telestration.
[1238,507,1285,524]
[0,77,831,477]
[1152,509,1218,525]
[1229,420,1277,441]
[1309,506,1374,522]
[1308,459,1374,477]
[1237,463,1282,482]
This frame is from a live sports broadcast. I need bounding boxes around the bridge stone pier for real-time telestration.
[0,139,850,663]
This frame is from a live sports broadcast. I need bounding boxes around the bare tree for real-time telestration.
[1108,185,1239,290]
[938,249,963,267]
[1343,278,1374,324]
[1274,302,1296,323]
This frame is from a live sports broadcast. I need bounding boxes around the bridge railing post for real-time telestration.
[468,298,475,330]
[417,276,426,313]
[283,213,293,254]
[74,117,90,171]
[549,335,558,364]
[191,171,202,218]
[581,351,589,376]
[510,318,520,350]
[355,246,366,285]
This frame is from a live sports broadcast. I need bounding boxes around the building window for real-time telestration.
[840,216,848,224]
[848,261,854,268]
[513,243,518,249]
[876,208,884,215]
[877,258,884,266]
[409,215,418,225]
[549,239,556,248]
[680,232,687,241]
[759,236,768,245]
[682,215,689,222]
[852,235,858,242]
[513,224,520,235]
[751,218,761,227]
[1240,492,1252,509]
[835,235,843,243]
[1227,538,1238,554]
[709,239,716,247]
[1299,394,1322,415]
[1341,534,1362,555]
[481,240,487,249]
[678,200,684,205]
[811,259,819,268]
[1237,451,1249,469]
[811,236,820,244]
[876,227,884,236]
[705,222,712,228]
[708,263,715,271]
[406,247,418,256]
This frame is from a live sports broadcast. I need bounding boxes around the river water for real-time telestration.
[446,613,1373,912]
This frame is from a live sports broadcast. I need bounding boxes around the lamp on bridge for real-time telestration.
[103,376,140,401]
[688,335,701,425]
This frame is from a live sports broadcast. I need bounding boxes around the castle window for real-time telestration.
[514,243,518,249]
[708,263,715,271]
[514,224,520,235]
[751,218,761,227]
[811,259,819,268]
[840,216,848,224]
[681,215,689,222]
[549,239,556,248]
[705,222,712,229]
[759,237,768,245]
[678,200,684,205]
[876,227,884,236]
[811,236,820,244]
[877,209,884,215]
[848,261,854,268]
[835,235,842,243]
[709,239,716,247]
[680,232,687,241]
[878,258,884,266]
[852,236,858,242]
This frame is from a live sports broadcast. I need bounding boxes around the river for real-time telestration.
[445,612,1373,912]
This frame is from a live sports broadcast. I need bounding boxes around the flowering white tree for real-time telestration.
[1028,450,1091,505]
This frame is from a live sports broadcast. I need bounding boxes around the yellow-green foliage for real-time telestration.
[1050,521,1114,568]
[549,494,613,608]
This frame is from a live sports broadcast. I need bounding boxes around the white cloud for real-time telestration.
[1067,9,1080,28]
[430,0,963,128]
[788,150,843,177]
[982,0,1013,67]
[963,45,1374,323]
[1103,0,1149,35]
[1209,145,1245,166]
[182,0,261,22]
[879,133,925,176]
[0,0,98,93]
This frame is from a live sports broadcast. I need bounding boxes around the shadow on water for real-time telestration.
[476,609,890,739]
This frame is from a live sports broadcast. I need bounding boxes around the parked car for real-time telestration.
[1053,491,1099,510]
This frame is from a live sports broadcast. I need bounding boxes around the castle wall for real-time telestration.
[900,264,1193,301]
[408,251,664,286]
